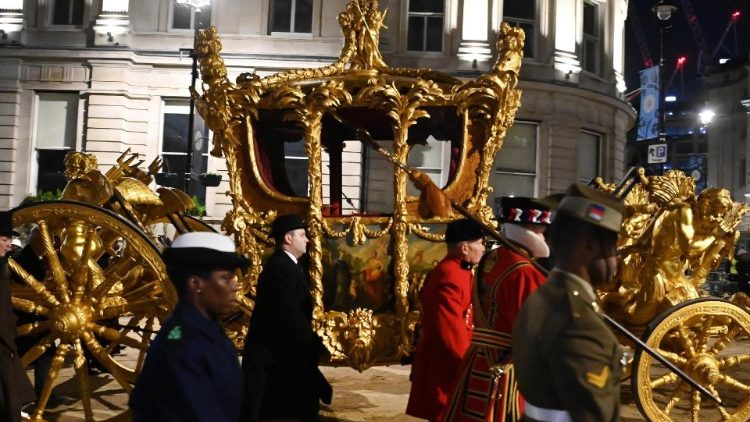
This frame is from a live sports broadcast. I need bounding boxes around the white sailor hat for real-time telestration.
[163,232,249,269]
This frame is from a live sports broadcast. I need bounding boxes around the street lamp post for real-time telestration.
[176,0,212,193]
[653,0,678,143]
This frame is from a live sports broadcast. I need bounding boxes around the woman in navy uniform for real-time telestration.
[512,183,625,422]
[241,214,332,422]
[130,232,248,422]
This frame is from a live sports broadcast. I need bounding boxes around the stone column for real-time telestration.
[612,0,628,93]
[457,0,492,73]
[0,59,23,208]
[0,0,25,46]
[86,60,153,168]
[93,0,132,47]
[553,0,580,84]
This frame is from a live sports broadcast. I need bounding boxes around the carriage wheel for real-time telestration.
[10,200,177,422]
[632,298,750,422]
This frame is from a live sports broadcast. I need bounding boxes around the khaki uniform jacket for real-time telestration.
[511,269,623,422]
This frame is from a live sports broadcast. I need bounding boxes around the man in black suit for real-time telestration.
[241,214,332,421]
[0,211,35,422]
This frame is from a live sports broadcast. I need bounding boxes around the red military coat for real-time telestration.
[407,255,474,421]
[481,246,546,335]
[444,245,546,422]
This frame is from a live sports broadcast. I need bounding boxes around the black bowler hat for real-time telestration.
[0,211,19,237]
[445,218,485,243]
[497,197,552,226]
[270,214,308,238]
[163,232,249,269]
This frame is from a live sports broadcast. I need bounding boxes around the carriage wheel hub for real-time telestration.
[51,304,91,341]
[687,354,720,386]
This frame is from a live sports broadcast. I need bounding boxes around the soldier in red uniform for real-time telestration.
[407,219,486,421]
[444,197,551,422]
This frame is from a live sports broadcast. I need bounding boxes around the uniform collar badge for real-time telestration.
[168,326,182,340]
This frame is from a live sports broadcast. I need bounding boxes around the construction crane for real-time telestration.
[678,0,711,74]
[710,10,742,62]
[628,1,654,68]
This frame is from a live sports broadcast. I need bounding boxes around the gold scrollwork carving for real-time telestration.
[410,223,445,242]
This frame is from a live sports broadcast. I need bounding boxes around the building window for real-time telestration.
[407,0,444,52]
[33,93,79,193]
[270,0,313,33]
[582,1,600,74]
[578,130,601,182]
[503,0,535,58]
[172,1,212,30]
[51,0,84,26]
[161,103,209,203]
[490,122,537,209]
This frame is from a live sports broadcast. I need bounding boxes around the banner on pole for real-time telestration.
[637,66,659,141]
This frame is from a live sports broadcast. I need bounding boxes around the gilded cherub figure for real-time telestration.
[602,171,749,329]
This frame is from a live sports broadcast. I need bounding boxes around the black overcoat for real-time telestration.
[0,258,35,422]
[241,250,331,421]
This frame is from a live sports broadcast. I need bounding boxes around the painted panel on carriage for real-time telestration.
[320,224,446,314]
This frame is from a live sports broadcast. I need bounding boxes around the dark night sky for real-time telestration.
[625,0,750,103]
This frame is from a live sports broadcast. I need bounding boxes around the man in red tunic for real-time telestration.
[407,219,486,421]
[444,197,551,422]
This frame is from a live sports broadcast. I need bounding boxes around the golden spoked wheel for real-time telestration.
[10,200,177,422]
[632,298,750,422]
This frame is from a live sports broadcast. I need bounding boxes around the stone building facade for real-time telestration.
[705,58,750,201]
[0,0,635,215]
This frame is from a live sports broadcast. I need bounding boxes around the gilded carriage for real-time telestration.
[7,0,750,421]
[191,0,524,369]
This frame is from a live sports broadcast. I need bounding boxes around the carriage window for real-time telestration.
[254,107,460,214]
[363,140,396,214]
[285,140,309,197]
[490,121,537,210]
[323,140,363,214]
[407,135,452,196]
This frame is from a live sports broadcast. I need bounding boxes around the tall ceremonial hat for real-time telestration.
[539,183,623,233]
[497,196,552,226]
[270,214,308,238]
[0,210,19,237]
[445,218,485,243]
[162,232,249,269]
